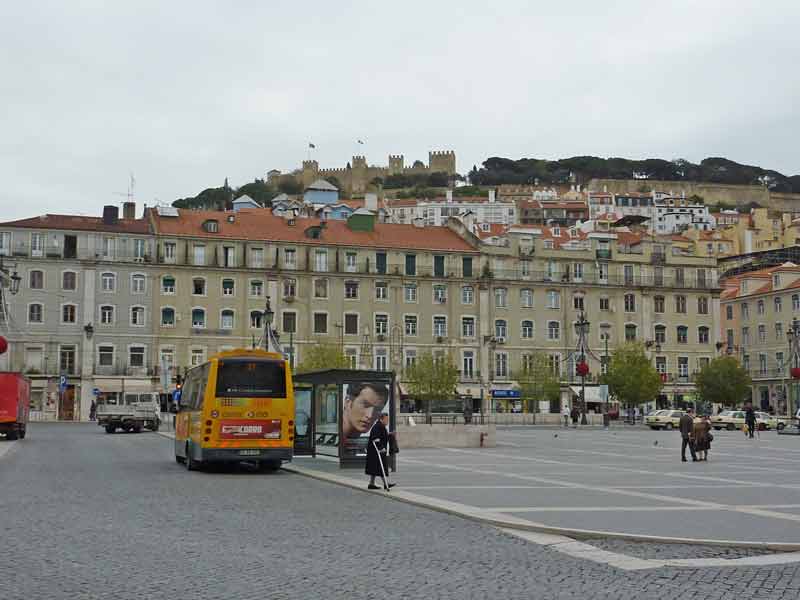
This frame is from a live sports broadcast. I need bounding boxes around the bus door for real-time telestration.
[293,383,314,455]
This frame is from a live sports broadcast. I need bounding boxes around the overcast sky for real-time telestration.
[2,1,798,220]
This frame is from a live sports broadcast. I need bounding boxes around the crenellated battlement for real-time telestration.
[285,149,456,195]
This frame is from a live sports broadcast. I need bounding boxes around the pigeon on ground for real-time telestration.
[554,433,558,438]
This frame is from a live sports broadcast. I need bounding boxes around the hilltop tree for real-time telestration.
[295,343,349,374]
[516,352,561,413]
[694,356,752,409]
[603,342,663,412]
[405,351,459,417]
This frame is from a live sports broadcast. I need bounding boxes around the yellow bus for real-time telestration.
[174,349,294,471]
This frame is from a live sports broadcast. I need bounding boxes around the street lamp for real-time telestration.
[263,296,280,352]
[0,259,21,296]
[83,323,94,340]
[600,323,610,427]
[575,312,590,425]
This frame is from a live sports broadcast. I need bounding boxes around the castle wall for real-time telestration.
[586,178,800,210]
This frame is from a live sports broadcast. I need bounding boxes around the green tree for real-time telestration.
[604,342,663,412]
[405,351,459,417]
[516,353,560,413]
[694,356,752,409]
[295,343,349,374]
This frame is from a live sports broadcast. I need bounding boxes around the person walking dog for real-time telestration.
[679,408,698,463]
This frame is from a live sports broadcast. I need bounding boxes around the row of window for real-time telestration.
[730,295,800,320]
[729,322,798,346]
[26,303,147,326]
[25,270,147,294]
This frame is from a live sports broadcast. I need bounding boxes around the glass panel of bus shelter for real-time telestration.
[294,386,314,455]
[315,384,340,457]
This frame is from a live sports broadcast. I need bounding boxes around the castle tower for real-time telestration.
[301,160,319,188]
[388,154,404,175]
[351,155,367,170]
[429,150,456,175]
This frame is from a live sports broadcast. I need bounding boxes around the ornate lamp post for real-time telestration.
[600,323,610,427]
[575,312,590,425]
[0,259,21,296]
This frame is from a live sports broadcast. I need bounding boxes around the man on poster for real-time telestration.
[341,382,389,457]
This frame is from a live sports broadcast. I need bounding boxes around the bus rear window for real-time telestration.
[215,360,287,398]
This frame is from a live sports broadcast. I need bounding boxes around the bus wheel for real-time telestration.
[259,460,281,472]
[133,425,143,434]
[6,430,18,441]
[151,421,160,432]
[105,425,116,434]
[186,444,200,471]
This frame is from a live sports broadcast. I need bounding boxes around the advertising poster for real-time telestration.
[340,381,391,459]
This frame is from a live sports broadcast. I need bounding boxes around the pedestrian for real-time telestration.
[744,403,757,439]
[570,405,579,428]
[366,414,395,490]
[561,402,570,428]
[693,414,711,461]
[679,408,698,463]
[89,400,96,421]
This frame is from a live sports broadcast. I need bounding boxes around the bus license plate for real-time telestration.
[239,450,261,456]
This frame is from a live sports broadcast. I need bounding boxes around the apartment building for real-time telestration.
[1,201,722,418]
[0,203,157,420]
[386,191,516,226]
[719,263,800,415]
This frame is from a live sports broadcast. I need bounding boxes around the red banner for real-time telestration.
[219,419,281,440]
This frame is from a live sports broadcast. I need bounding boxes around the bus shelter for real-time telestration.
[292,369,396,469]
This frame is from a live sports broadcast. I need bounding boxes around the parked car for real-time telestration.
[645,409,686,430]
[711,410,745,431]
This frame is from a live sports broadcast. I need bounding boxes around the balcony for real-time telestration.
[595,249,612,260]
[651,253,667,265]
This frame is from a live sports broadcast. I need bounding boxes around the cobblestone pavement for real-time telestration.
[2,424,800,599]
[584,539,778,560]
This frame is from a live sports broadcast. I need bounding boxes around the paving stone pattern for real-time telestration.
[1,424,799,599]
[584,538,779,560]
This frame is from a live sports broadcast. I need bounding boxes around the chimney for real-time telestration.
[102,205,119,225]
[488,190,496,203]
[446,190,453,203]
[122,202,135,220]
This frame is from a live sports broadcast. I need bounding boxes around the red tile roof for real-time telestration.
[153,208,478,253]
[0,213,150,234]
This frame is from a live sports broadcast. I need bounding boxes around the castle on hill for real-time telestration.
[267,151,457,195]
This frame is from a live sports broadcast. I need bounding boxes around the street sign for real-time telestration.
[491,389,521,399]
[93,388,101,397]
[172,389,182,403]
[59,375,67,393]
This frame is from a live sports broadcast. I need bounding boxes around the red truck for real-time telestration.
[0,372,30,440]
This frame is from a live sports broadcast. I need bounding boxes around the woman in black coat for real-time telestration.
[366,414,394,490]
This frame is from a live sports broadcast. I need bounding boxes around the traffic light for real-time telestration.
[175,374,182,391]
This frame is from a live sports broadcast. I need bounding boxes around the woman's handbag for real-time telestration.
[707,433,714,443]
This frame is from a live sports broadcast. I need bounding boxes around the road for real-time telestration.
[1,424,799,599]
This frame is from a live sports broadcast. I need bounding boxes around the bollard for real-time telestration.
[480,432,486,447]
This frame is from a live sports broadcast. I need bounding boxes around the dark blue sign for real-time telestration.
[491,389,521,398]
[172,389,182,403]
